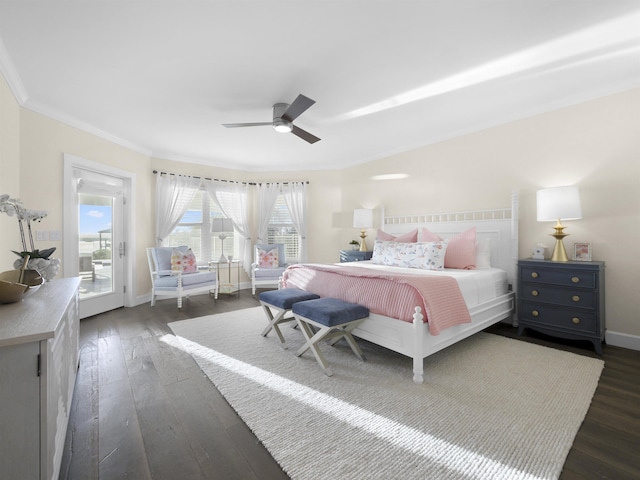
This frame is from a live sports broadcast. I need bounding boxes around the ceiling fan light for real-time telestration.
[273,119,293,133]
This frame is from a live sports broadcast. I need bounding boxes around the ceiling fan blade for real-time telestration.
[282,94,316,122]
[222,122,272,128]
[291,125,321,144]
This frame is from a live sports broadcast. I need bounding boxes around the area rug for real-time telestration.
[167,307,604,480]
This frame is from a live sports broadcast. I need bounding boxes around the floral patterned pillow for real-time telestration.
[171,248,198,273]
[371,240,448,270]
[258,248,279,268]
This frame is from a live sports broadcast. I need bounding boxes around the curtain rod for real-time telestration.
[152,170,309,186]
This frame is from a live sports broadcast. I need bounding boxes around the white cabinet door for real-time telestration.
[0,342,41,480]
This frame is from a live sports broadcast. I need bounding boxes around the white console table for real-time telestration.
[0,277,80,480]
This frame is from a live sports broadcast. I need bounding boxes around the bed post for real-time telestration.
[510,191,519,326]
[412,307,424,384]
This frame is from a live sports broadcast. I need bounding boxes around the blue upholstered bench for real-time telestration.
[258,288,320,346]
[292,297,369,376]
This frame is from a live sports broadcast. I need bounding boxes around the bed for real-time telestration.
[283,193,519,383]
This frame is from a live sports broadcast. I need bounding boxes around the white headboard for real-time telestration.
[381,192,519,292]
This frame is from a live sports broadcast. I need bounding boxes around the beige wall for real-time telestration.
[2,66,639,340]
[0,73,21,268]
[339,88,640,338]
[17,108,154,298]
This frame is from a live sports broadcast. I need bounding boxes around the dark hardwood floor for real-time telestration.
[59,291,640,479]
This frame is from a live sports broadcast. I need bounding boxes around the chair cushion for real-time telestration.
[254,266,287,279]
[293,298,369,327]
[153,270,217,288]
[257,247,279,267]
[259,288,320,310]
[171,247,198,273]
[255,243,286,267]
[153,246,189,275]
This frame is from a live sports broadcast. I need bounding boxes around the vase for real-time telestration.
[13,257,61,282]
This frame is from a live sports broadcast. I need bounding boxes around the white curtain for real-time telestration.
[256,182,281,242]
[282,182,307,262]
[155,174,201,246]
[203,180,252,276]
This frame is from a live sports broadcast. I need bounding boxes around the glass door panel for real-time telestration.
[78,193,114,300]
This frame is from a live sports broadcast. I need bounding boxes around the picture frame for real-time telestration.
[573,242,592,261]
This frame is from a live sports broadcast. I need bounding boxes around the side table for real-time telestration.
[209,259,241,297]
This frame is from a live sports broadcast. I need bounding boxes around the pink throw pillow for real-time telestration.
[418,227,441,242]
[418,227,477,269]
[258,248,279,268]
[171,248,198,273]
[376,228,418,243]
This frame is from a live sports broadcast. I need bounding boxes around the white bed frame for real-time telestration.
[350,192,519,383]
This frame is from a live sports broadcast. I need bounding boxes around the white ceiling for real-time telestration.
[1,1,639,172]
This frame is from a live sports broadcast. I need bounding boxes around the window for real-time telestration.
[267,194,299,262]
[165,190,234,264]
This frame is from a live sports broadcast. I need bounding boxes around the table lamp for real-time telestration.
[536,185,582,262]
[211,218,234,262]
[353,209,373,252]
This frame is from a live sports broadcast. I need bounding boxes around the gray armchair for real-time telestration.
[251,243,288,295]
[147,246,218,308]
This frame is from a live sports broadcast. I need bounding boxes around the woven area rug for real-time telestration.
[167,307,604,480]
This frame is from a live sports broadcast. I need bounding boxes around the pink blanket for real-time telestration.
[282,264,471,335]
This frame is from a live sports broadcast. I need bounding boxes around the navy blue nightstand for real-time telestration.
[517,258,605,354]
[339,250,373,262]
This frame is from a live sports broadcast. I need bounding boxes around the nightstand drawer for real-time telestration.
[520,266,596,288]
[520,301,597,334]
[520,284,596,309]
[340,250,373,262]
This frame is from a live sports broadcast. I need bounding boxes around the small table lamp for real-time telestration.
[211,218,234,262]
[353,209,373,252]
[536,185,582,262]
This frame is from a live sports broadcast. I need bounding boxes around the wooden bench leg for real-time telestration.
[340,325,366,361]
[295,317,368,376]
[295,319,334,376]
[260,303,296,347]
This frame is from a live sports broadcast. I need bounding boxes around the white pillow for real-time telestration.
[476,238,491,269]
[371,240,448,271]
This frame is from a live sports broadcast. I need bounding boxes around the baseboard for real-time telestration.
[135,293,152,306]
[605,330,640,351]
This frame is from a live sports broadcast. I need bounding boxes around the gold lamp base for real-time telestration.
[359,228,368,252]
[549,219,570,262]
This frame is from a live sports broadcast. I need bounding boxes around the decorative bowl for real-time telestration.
[0,269,44,303]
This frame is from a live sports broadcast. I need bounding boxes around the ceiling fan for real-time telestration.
[222,94,321,144]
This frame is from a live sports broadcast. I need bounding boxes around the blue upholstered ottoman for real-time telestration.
[258,288,320,346]
[292,297,369,376]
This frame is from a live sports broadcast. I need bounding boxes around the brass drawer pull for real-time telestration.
[572,317,580,324]
[571,276,580,283]
[531,272,539,279]
[572,295,580,302]
[532,310,539,317]
[531,290,539,297]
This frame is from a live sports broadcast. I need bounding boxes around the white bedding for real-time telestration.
[339,261,509,309]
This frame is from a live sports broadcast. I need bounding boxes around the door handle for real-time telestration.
[119,241,126,258]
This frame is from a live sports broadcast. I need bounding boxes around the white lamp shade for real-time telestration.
[211,217,234,233]
[353,209,373,228]
[536,185,582,222]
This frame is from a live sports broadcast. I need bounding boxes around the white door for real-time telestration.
[76,183,125,318]
[63,158,130,319]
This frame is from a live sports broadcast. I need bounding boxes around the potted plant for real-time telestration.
[1,194,60,281]
[349,240,360,250]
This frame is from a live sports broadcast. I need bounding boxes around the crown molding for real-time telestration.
[0,35,28,104]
